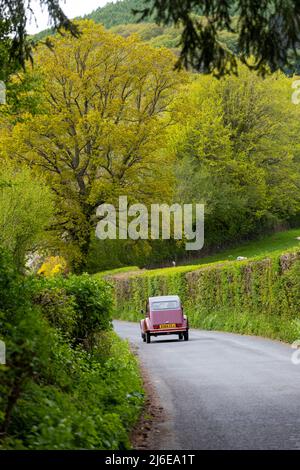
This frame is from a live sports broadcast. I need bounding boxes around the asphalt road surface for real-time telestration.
[114,320,300,450]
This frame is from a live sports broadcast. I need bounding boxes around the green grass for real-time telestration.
[121,229,300,278]
[97,228,300,277]
[93,266,140,278]
[93,229,300,279]
[182,228,300,266]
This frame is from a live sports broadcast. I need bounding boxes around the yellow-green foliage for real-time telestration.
[1,20,186,270]
[0,164,54,269]
[38,256,68,277]
[113,250,300,343]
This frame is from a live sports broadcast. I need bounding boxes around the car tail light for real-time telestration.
[153,325,159,329]
[176,323,182,327]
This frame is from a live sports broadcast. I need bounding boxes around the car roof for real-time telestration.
[149,295,180,304]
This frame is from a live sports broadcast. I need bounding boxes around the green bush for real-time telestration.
[0,253,143,450]
[32,287,77,339]
[33,274,113,349]
[113,250,300,343]
[3,333,143,450]
[0,251,59,439]
[64,274,113,342]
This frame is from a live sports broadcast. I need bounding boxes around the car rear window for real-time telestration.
[151,300,179,310]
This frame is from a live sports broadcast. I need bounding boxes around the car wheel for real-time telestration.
[142,333,146,342]
[184,330,189,341]
[146,332,151,343]
[178,333,183,340]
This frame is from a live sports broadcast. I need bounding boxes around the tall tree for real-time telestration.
[171,66,300,245]
[0,21,185,270]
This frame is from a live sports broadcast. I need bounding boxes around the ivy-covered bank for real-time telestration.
[113,251,300,343]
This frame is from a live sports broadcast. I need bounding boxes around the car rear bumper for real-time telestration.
[148,327,188,334]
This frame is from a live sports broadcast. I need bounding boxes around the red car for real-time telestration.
[140,295,189,343]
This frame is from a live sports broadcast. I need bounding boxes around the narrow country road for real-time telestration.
[114,320,300,450]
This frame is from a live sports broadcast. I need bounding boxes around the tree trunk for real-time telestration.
[68,202,95,274]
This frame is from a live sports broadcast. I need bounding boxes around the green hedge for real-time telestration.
[113,251,300,343]
[0,253,143,450]
[32,274,113,349]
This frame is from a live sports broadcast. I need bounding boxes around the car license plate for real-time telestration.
[159,323,176,329]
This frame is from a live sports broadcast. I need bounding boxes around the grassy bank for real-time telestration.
[95,229,300,280]
[112,249,300,344]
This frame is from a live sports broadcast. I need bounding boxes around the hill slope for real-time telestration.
[86,0,152,29]
[33,0,237,52]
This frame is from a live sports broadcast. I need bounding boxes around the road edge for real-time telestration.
[130,347,166,450]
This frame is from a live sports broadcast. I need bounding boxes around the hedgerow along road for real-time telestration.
[114,320,300,450]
